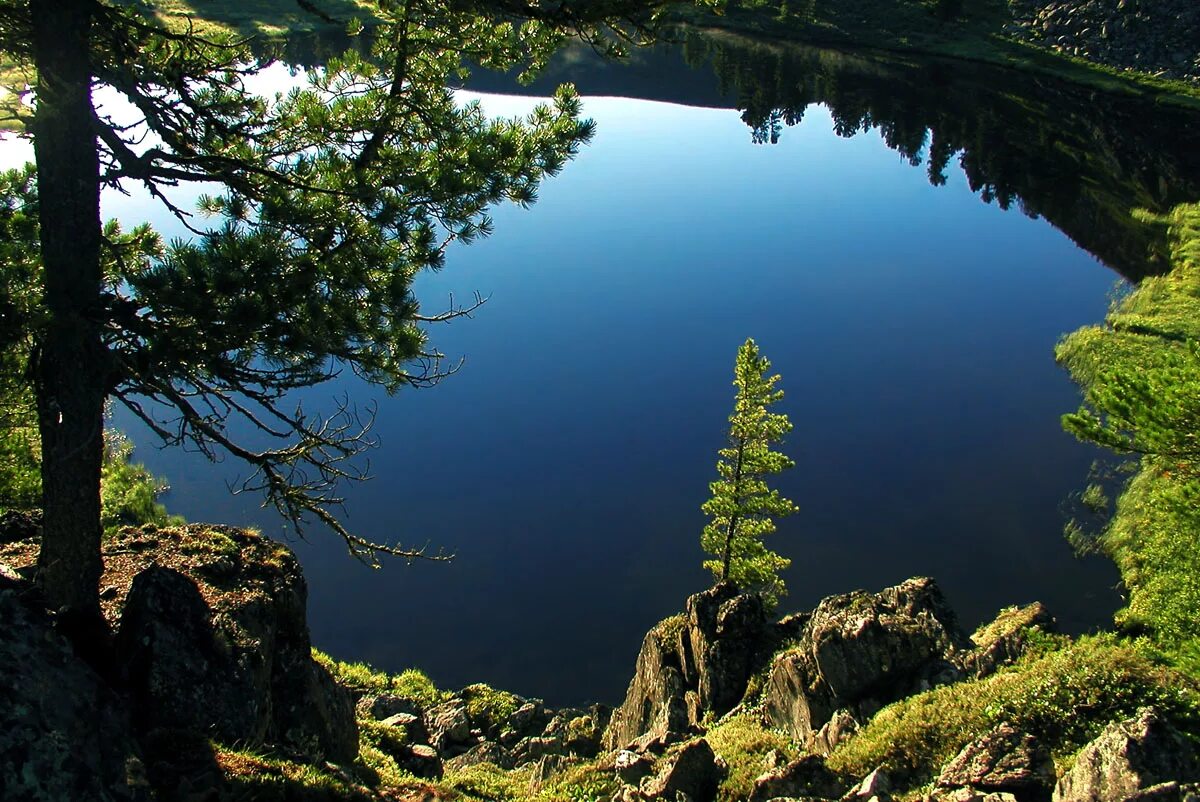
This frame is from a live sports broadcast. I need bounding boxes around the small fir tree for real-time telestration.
[701,338,797,607]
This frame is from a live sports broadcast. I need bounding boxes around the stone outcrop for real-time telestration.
[0,566,147,801]
[1008,0,1200,82]
[764,577,970,742]
[640,738,727,802]
[748,754,847,802]
[0,523,360,776]
[1054,708,1200,802]
[934,724,1055,802]
[111,528,358,764]
[605,582,777,750]
[966,603,1057,679]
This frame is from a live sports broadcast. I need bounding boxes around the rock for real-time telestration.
[114,534,358,765]
[425,700,472,751]
[398,743,444,779]
[615,749,656,785]
[530,754,572,792]
[357,692,424,722]
[683,583,770,717]
[508,701,546,735]
[749,754,847,802]
[967,604,1056,679]
[931,790,1021,802]
[381,711,431,745]
[510,735,564,767]
[641,738,727,802]
[856,767,891,799]
[807,709,859,756]
[765,578,969,742]
[0,509,40,544]
[563,708,609,757]
[117,566,268,744]
[935,723,1054,802]
[604,615,696,750]
[1054,708,1200,802]
[0,575,147,801]
[444,739,508,772]
[605,584,779,750]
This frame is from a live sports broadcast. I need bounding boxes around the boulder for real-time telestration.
[765,578,969,741]
[749,754,847,802]
[425,699,472,751]
[614,749,657,785]
[683,583,771,717]
[808,709,859,756]
[967,604,1056,679]
[935,724,1054,802]
[0,509,40,545]
[641,738,727,802]
[444,739,508,772]
[397,743,444,779]
[381,711,431,745]
[112,528,358,764]
[0,573,147,801]
[358,692,424,722]
[1054,708,1200,802]
[604,616,695,750]
[606,585,778,750]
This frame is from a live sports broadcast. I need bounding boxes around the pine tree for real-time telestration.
[701,338,797,607]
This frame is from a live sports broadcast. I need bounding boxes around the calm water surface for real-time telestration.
[11,36,1200,706]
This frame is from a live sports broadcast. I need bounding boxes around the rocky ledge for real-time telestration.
[3,522,1198,802]
[1008,0,1200,82]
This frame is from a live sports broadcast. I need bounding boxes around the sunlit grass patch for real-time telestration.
[828,635,1200,790]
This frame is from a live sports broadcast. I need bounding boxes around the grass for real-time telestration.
[312,650,450,707]
[461,682,523,732]
[827,635,1200,789]
[706,714,795,802]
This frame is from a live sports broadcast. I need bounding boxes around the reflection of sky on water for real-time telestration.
[1,81,1122,706]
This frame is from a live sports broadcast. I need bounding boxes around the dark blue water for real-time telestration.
[16,38,1200,706]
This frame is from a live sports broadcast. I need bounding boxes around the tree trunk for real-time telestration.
[721,436,745,581]
[32,0,106,625]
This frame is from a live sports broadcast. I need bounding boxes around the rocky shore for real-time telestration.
[2,521,1198,801]
[1007,0,1200,82]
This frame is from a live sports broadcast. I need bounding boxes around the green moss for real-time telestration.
[462,682,522,730]
[179,527,241,557]
[706,714,794,802]
[969,604,1060,654]
[537,762,618,802]
[393,668,450,708]
[214,743,380,801]
[828,635,1199,789]
[445,761,534,801]
[311,650,448,707]
[653,613,687,643]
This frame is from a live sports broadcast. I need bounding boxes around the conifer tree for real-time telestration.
[701,337,797,606]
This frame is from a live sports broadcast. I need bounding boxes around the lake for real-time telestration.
[9,30,1200,707]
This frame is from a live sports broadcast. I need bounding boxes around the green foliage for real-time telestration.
[1057,202,1200,669]
[706,714,793,802]
[537,762,619,802]
[701,337,797,606]
[100,429,184,533]
[462,682,522,731]
[445,761,534,801]
[828,635,1200,788]
[312,649,450,707]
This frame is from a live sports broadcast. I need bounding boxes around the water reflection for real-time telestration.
[99,27,1200,705]
[466,30,1200,280]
